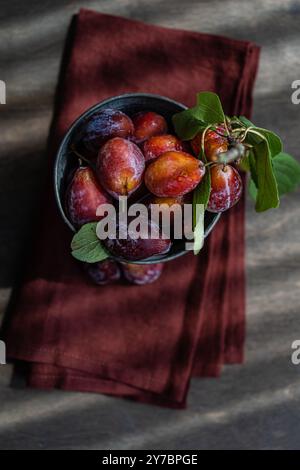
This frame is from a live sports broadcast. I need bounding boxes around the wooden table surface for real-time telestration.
[1,0,300,450]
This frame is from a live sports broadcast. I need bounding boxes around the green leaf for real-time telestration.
[239,116,254,127]
[248,178,257,200]
[248,149,258,188]
[71,222,110,263]
[253,140,279,212]
[253,128,282,157]
[238,152,250,172]
[250,152,300,202]
[196,91,225,124]
[194,154,211,210]
[272,152,300,196]
[172,91,226,141]
[192,155,210,255]
[172,107,205,140]
[239,117,282,158]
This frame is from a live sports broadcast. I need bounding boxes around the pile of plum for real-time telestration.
[66,109,242,285]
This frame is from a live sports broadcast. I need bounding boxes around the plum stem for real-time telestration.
[217,143,246,165]
[214,130,228,138]
[70,145,97,172]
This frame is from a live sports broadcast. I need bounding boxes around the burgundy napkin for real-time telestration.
[4,9,260,407]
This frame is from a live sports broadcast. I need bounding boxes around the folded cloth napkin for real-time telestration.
[3,9,260,408]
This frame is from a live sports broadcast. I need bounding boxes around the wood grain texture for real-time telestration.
[1,0,300,450]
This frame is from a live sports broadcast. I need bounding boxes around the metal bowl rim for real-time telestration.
[53,92,221,264]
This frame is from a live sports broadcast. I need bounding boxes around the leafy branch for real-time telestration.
[173,91,300,218]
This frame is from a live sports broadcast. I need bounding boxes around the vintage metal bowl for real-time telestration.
[54,93,220,264]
